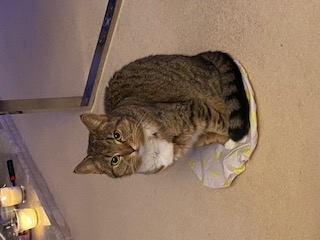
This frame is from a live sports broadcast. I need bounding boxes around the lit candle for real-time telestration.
[12,208,39,233]
[0,186,26,207]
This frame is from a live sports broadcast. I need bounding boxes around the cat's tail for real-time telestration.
[199,51,250,141]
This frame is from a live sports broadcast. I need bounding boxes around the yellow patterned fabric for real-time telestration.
[187,60,258,188]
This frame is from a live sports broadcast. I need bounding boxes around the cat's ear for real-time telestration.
[73,156,103,174]
[80,114,108,133]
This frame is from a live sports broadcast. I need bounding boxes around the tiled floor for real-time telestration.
[2,0,320,239]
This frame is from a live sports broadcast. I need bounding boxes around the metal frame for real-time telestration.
[0,0,122,115]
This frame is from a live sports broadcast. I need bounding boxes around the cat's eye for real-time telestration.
[111,155,121,166]
[113,130,122,141]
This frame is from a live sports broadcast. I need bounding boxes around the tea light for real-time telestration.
[0,186,26,207]
[12,208,39,233]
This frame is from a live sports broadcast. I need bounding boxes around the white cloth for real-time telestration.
[187,60,258,188]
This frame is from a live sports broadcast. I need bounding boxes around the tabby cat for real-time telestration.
[74,51,249,178]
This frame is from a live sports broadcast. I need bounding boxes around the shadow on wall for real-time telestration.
[0,1,89,100]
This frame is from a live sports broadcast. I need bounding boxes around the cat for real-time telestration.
[74,51,249,178]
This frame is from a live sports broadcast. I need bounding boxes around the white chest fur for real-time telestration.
[136,124,174,173]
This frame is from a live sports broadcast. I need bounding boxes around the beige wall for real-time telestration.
[0,0,106,99]
[5,0,320,239]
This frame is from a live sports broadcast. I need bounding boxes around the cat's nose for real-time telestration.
[123,146,135,155]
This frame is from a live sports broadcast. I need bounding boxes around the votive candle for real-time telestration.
[13,208,39,233]
[0,186,26,207]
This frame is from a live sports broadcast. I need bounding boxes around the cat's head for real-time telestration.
[74,113,144,178]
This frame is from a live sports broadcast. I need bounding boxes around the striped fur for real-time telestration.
[197,52,250,141]
[75,51,250,177]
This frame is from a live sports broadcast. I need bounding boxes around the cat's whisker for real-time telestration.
[132,113,147,135]
[130,114,146,148]
[127,114,145,140]
[125,157,135,174]
[130,158,135,174]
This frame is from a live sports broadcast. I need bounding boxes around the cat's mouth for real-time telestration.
[132,146,138,152]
